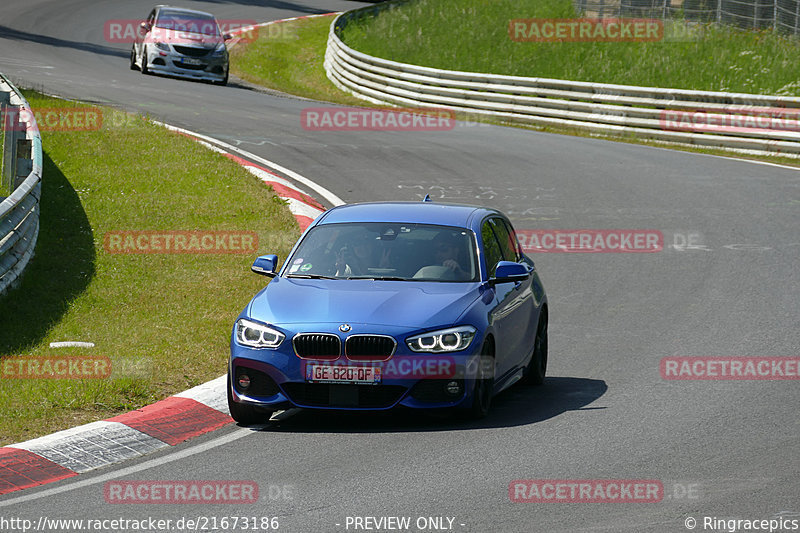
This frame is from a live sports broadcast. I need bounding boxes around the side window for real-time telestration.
[147,10,156,25]
[490,218,518,262]
[502,219,522,259]
[481,220,504,277]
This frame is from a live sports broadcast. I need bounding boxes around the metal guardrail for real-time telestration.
[324,4,800,158]
[0,73,42,296]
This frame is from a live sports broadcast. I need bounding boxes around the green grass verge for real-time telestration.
[341,0,800,96]
[0,92,299,446]
[229,15,366,105]
[226,13,800,168]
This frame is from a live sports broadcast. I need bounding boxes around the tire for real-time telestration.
[467,339,495,419]
[140,45,149,75]
[226,376,271,425]
[214,68,228,86]
[523,312,548,385]
[129,46,138,70]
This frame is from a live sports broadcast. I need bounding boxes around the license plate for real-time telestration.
[179,58,202,66]
[306,364,381,385]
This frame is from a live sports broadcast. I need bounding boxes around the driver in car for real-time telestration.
[335,233,391,277]
[433,233,470,280]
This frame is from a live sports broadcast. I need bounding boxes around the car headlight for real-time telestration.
[235,318,284,349]
[154,42,170,52]
[406,326,476,353]
[212,43,227,56]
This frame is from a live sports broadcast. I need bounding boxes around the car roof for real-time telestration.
[316,201,500,229]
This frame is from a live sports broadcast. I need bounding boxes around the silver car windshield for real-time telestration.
[155,11,219,36]
[285,223,478,282]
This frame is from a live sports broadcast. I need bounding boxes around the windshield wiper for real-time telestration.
[347,276,410,281]
[286,274,338,280]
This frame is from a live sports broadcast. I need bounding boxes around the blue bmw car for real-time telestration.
[227,200,548,423]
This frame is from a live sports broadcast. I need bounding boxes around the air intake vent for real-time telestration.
[174,45,211,57]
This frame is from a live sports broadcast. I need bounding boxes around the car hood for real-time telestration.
[247,277,481,329]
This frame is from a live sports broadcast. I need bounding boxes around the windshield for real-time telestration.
[285,222,478,282]
[155,11,220,36]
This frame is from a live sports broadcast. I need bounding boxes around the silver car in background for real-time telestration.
[130,5,230,85]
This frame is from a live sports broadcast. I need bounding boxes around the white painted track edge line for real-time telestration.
[154,121,346,207]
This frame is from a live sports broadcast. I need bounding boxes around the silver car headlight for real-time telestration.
[235,318,284,349]
[406,326,476,353]
[212,43,227,56]
[154,41,170,52]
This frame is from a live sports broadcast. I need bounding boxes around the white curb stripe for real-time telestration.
[0,426,255,507]
[238,163,318,205]
[10,421,168,473]
[174,375,230,414]
[286,197,325,220]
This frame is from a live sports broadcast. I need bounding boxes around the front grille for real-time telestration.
[174,62,206,70]
[410,379,464,403]
[293,333,341,360]
[281,383,406,408]
[174,45,211,57]
[345,335,396,361]
[234,366,280,398]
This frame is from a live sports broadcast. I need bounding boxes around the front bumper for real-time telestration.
[229,330,486,411]
[144,46,227,82]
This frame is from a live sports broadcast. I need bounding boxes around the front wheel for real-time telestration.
[226,376,272,425]
[213,68,228,86]
[467,339,495,419]
[140,45,149,74]
[522,312,547,385]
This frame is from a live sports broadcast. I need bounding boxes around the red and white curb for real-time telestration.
[1,377,231,495]
[227,12,339,49]
[1,118,344,496]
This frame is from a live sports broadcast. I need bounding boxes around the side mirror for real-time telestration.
[251,254,278,277]
[223,33,233,41]
[139,21,151,32]
[489,261,530,285]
